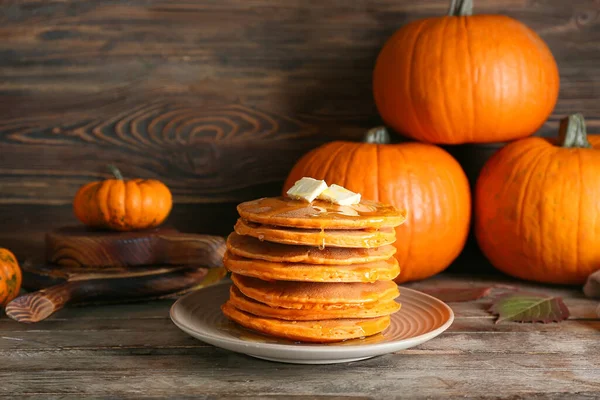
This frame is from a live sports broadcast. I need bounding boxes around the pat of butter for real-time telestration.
[286,177,328,203]
[318,184,361,206]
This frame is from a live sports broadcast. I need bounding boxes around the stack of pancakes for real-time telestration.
[221,196,406,343]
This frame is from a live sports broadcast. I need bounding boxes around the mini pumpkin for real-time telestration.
[283,127,471,283]
[0,248,22,306]
[475,114,600,284]
[373,0,559,144]
[73,165,173,231]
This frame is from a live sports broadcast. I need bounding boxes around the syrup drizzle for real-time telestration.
[318,227,326,250]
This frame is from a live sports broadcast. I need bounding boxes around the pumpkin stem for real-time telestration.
[558,113,592,149]
[448,0,473,16]
[364,126,391,144]
[107,164,124,180]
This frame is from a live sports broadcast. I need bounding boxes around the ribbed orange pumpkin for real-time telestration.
[73,166,173,231]
[0,248,22,307]
[476,114,600,284]
[373,0,559,144]
[283,128,471,283]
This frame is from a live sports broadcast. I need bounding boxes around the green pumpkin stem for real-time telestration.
[448,0,473,16]
[558,113,591,149]
[364,126,391,144]
[107,164,124,180]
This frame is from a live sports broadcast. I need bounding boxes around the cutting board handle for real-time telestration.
[5,283,76,323]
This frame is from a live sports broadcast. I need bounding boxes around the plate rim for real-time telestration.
[169,280,455,354]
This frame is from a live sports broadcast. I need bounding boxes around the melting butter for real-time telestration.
[286,177,328,202]
[318,184,361,206]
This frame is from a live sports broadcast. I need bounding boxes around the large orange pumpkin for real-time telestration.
[73,165,173,231]
[373,0,559,144]
[0,248,22,307]
[475,114,600,284]
[283,127,471,283]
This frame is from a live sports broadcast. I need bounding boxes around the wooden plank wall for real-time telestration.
[1,0,599,265]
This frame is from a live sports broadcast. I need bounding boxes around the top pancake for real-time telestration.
[237,196,405,229]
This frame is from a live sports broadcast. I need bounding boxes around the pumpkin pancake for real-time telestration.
[228,285,401,320]
[222,301,391,343]
[234,219,396,248]
[226,232,396,265]
[224,251,400,283]
[237,196,406,230]
[231,273,399,309]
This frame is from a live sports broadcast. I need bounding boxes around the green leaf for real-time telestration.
[489,292,570,324]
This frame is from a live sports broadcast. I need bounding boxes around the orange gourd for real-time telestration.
[73,165,173,231]
[283,128,471,283]
[0,248,22,307]
[373,0,559,144]
[475,114,600,284]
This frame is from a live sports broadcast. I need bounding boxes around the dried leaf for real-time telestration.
[489,292,570,324]
[583,270,600,299]
[421,287,492,302]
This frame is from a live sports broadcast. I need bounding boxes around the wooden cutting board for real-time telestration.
[46,226,226,268]
[6,263,228,323]
[6,229,229,323]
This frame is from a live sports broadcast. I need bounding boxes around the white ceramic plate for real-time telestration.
[170,281,454,364]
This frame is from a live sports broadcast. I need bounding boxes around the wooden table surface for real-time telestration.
[2,273,598,399]
[2,2,599,398]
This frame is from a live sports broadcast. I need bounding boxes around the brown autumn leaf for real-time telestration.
[583,269,600,299]
[421,287,492,302]
[488,292,570,324]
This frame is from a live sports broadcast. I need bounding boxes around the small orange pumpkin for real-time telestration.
[475,114,600,284]
[0,248,22,306]
[73,165,173,231]
[373,0,559,144]
[283,127,471,283]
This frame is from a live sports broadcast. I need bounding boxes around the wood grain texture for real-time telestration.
[0,0,599,206]
[0,274,597,399]
[0,98,318,205]
[46,226,226,268]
